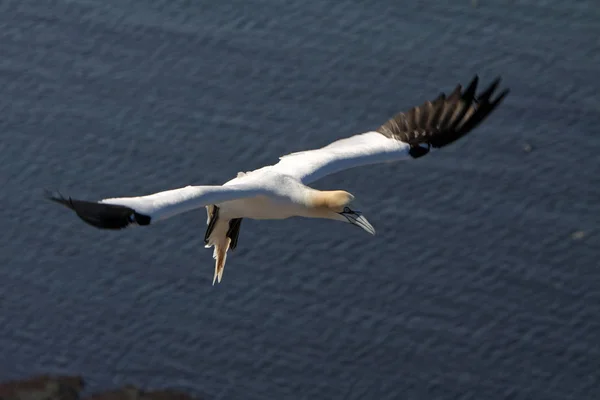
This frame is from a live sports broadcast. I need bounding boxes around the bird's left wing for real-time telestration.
[46,184,269,230]
[266,75,509,185]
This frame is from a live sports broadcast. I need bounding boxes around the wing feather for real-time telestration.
[46,185,267,230]
[377,75,509,149]
[267,75,509,185]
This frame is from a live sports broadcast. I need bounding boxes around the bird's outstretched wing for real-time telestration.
[46,185,267,230]
[265,75,509,185]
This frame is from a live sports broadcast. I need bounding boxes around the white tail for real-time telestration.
[204,217,233,284]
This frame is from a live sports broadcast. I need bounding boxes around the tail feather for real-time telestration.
[204,217,233,285]
[203,204,245,284]
[212,237,231,285]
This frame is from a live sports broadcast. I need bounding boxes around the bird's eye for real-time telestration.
[343,207,351,213]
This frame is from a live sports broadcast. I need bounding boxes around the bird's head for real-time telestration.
[310,190,376,235]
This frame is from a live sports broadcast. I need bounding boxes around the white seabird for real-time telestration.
[48,75,509,284]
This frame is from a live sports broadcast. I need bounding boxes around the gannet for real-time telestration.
[47,75,509,284]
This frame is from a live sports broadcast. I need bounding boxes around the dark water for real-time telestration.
[1,0,599,399]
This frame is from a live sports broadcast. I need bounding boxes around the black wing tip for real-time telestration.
[493,87,510,105]
[46,190,151,230]
[45,189,72,208]
[469,74,480,87]
[380,74,509,155]
[437,75,509,143]
[462,75,481,101]
[375,74,509,157]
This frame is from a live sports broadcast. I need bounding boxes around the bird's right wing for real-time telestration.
[265,75,509,185]
[46,184,269,230]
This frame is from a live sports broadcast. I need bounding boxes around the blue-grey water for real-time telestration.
[1,1,599,399]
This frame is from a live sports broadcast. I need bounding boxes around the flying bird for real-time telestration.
[48,75,509,284]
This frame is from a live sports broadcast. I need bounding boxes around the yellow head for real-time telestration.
[311,190,355,212]
[309,190,375,235]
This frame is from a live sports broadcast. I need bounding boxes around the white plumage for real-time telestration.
[48,75,509,284]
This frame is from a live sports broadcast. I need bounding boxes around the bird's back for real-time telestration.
[208,169,311,219]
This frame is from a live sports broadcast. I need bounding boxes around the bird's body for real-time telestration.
[201,131,409,281]
[209,131,408,223]
[48,75,509,284]
[201,172,360,283]
[215,171,321,220]
[51,169,369,283]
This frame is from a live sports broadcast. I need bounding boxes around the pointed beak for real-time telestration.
[340,210,376,235]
